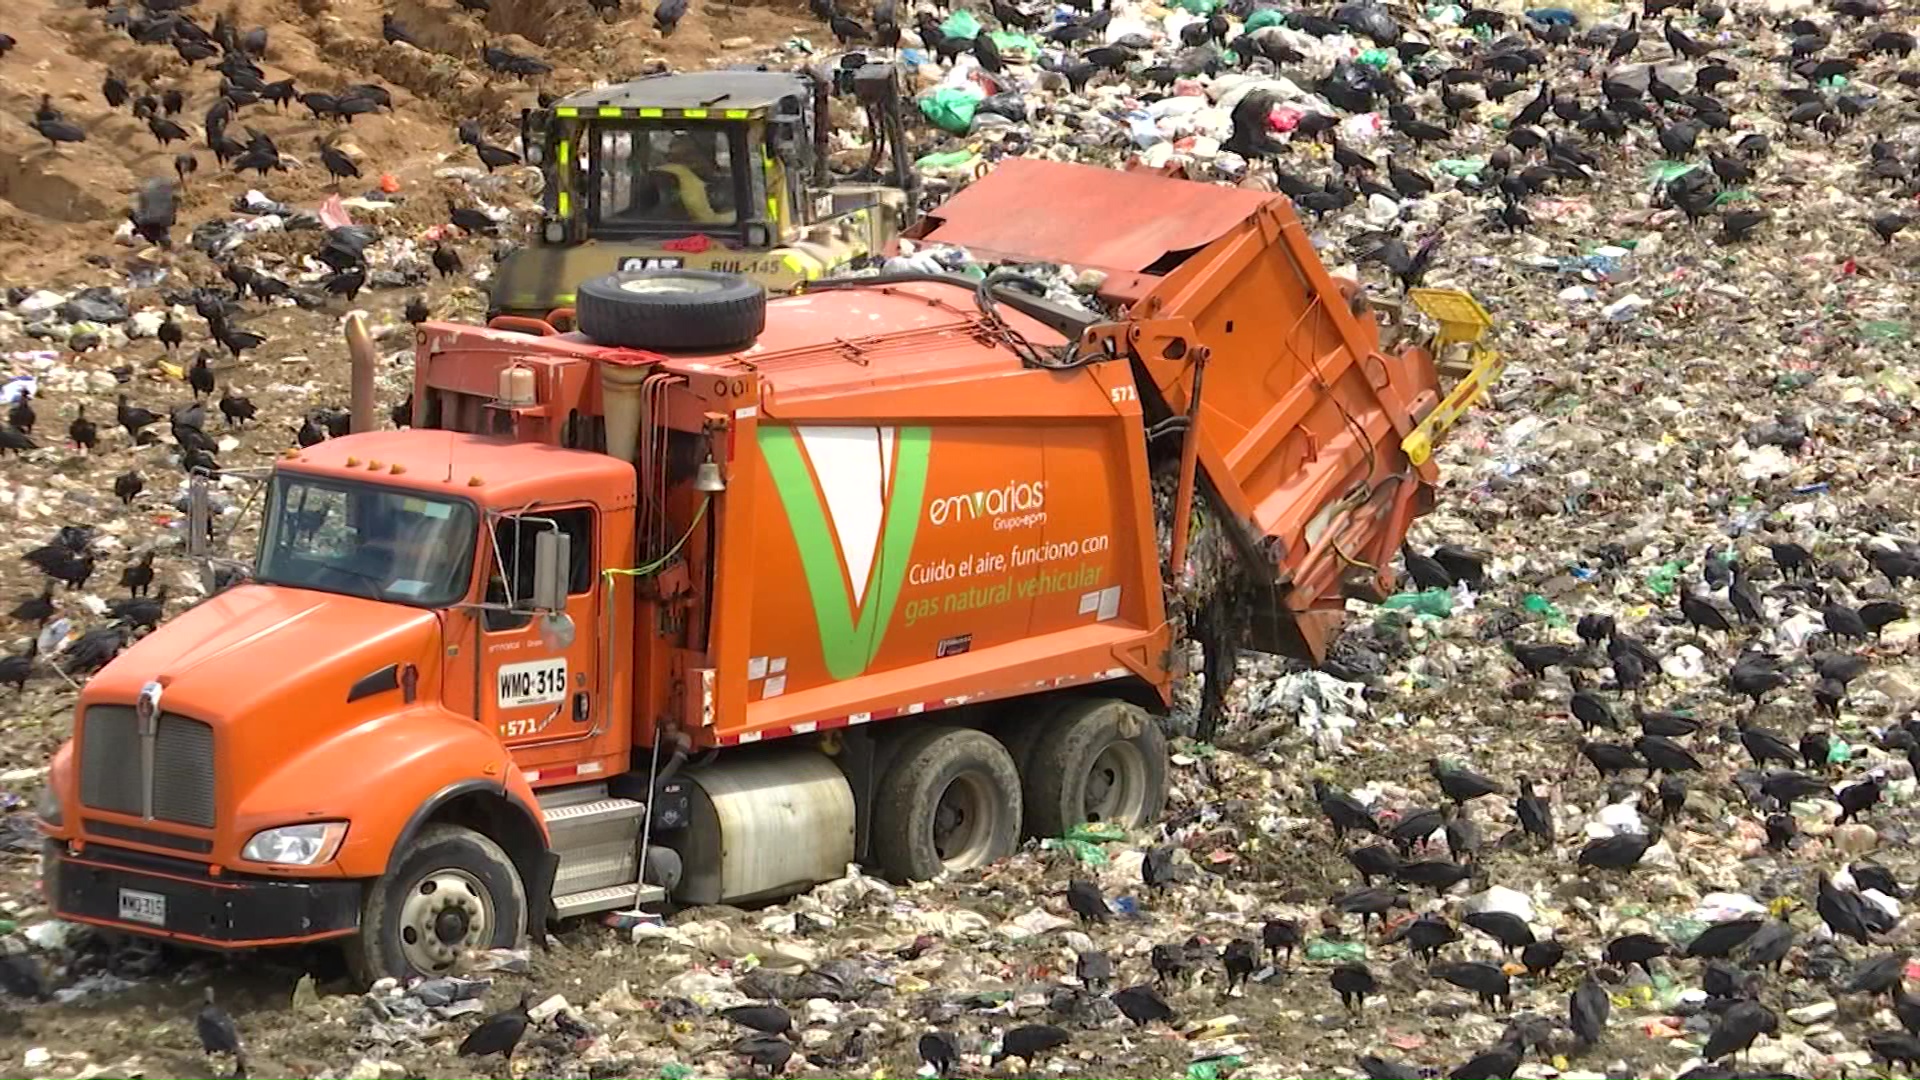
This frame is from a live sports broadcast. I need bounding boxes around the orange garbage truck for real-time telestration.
[35,158,1498,981]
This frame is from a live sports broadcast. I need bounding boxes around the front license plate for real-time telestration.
[118,888,166,927]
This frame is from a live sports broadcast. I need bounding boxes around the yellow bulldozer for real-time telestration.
[490,64,920,319]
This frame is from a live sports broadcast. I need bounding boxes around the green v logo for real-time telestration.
[759,425,932,680]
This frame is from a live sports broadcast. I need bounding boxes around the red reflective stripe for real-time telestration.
[710,667,1131,747]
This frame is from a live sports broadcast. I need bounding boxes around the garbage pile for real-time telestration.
[2,0,1920,1072]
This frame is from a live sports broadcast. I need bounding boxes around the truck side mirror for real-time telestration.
[532,528,571,612]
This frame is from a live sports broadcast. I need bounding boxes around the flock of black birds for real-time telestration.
[810,534,1920,1077]
[16,0,540,237]
[1211,0,1918,258]
[0,0,536,691]
[805,0,1920,281]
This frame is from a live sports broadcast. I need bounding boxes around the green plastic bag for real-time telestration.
[1381,589,1453,617]
[1645,560,1681,596]
[1176,0,1220,12]
[1064,822,1127,844]
[1522,593,1566,627]
[1647,160,1699,184]
[1436,158,1486,177]
[1243,7,1285,30]
[1305,938,1367,962]
[1657,915,1708,947]
[919,88,980,134]
[1041,837,1109,864]
[915,149,976,169]
[989,29,1038,56]
[941,9,982,40]
[1358,48,1394,69]
[1188,1057,1244,1080]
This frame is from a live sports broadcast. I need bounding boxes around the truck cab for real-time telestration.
[42,433,655,979]
[492,67,917,317]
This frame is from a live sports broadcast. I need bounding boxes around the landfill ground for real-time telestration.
[2,0,1920,1072]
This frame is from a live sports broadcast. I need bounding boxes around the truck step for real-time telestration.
[542,797,645,828]
[552,882,666,919]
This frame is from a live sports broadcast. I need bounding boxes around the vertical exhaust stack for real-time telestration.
[345,313,378,435]
[601,363,647,464]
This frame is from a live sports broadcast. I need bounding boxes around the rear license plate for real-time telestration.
[118,888,166,927]
[618,256,684,271]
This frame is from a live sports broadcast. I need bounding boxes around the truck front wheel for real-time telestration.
[349,824,527,984]
[871,727,1022,882]
[1023,699,1169,837]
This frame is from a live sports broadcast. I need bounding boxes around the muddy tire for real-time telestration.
[1022,699,1169,838]
[871,727,1022,882]
[346,824,526,986]
[574,269,766,351]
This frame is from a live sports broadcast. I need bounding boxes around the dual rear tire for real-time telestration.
[867,699,1170,882]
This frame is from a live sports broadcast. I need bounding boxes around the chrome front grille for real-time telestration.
[153,717,216,827]
[78,706,141,815]
[79,704,216,829]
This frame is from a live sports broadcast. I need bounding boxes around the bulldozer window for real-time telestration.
[589,125,740,229]
[483,506,595,632]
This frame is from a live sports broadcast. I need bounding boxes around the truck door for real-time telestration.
[480,506,601,748]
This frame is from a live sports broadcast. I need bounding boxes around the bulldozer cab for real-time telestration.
[590,126,749,235]
[492,68,916,318]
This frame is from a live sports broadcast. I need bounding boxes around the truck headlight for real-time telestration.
[35,785,60,827]
[242,822,348,866]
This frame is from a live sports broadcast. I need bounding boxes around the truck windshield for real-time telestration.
[590,124,741,229]
[255,476,477,607]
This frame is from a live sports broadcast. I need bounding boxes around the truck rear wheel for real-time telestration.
[1022,699,1169,837]
[871,727,1022,882]
[348,824,527,984]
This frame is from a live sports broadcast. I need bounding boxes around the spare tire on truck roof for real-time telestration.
[574,269,766,352]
